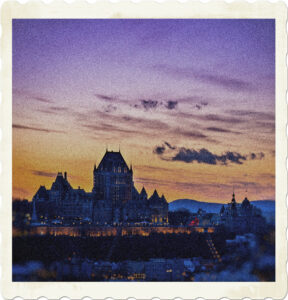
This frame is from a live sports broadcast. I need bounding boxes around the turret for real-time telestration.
[241,197,250,208]
[161,194,167,203]
[140,187,147,197]
[231,192,236,204]
[220,205,225,215]
[149,189,160,203]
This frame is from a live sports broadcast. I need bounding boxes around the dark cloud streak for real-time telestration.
[31,170,56,178]
[13,124,65,134]
[153,143,265,165]
[95,94,117,101]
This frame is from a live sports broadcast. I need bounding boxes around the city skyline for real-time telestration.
[13,19,275,203]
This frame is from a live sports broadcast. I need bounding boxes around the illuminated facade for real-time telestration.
[32,150,168,225]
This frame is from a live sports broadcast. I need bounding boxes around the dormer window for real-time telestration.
[124,167,127,173]
[118,167,121,173]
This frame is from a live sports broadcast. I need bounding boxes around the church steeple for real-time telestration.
[231,186,236,203]
[220,205,225,215]
[232,191,236,203]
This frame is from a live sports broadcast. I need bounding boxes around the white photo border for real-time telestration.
[0,1,287,299]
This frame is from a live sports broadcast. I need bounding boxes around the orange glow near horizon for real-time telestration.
[12,19,275,204]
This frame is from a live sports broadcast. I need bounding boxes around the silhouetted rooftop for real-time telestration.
[97,151,129,172]
[51,172,72,191]
[34,185,49,200]
[242,197,250,208]
[140,187,147,197]
[149,189,160,202]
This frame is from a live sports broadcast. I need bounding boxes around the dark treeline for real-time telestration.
[168,210,194,226]
[13,199,32,214]
[13,232,227,264]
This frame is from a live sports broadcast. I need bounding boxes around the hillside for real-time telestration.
[169,199,275,223]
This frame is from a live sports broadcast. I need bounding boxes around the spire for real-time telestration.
[94,163,97,172]
[153,189,159,197]
[140,186,147,197]
[161,194,167,203]
[149,189,160,202]
[232,191,236,203]
[232,186,236,203]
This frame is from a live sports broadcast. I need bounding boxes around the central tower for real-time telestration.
[93,150,133,223]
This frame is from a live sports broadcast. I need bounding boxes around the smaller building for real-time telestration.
[219,192,266,233]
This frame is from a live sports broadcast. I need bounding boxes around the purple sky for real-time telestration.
[12,19,275,202]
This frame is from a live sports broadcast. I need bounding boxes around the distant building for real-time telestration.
[32,150,168,226]
[219,192,266,233]
[145,258,185,281]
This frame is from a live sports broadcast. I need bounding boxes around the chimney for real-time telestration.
[64,172,67,180]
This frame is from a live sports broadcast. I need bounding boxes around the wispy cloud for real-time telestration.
[31,170,56,178]
[206,127,232,133]
[13,89,55,104]
[13,187,30,198]
[153,64,255,92]
[165,100,178,110]
[103,104,117,113]
[199,114,245,124]
[32,96,54,104]
[173,128,207,139]
[133,99,179,111]
[164,141,176,150]
[117,115,169,130]
[227,110,274,120]
[141,99,158,110]
[175,112,244,124]
[13,124,65,133]
[205,127,241,134]
[38,106,70,114]
[94,93,117,101]
[82,123,141,136]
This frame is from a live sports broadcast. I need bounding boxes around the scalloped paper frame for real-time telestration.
[0,1,287,299]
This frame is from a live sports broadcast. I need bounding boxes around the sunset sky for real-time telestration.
[12,19,275,203]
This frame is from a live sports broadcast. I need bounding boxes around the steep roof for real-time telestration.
[161,194,167,203]
[241,197,251,208]
[51,172,72,192]
[149,189,160,202]
[132,185,140,198]
[97,151,129,172]
[35,185,49,200]
[140,187,147,197]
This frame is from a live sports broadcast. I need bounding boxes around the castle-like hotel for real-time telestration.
[32,151,168,225]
